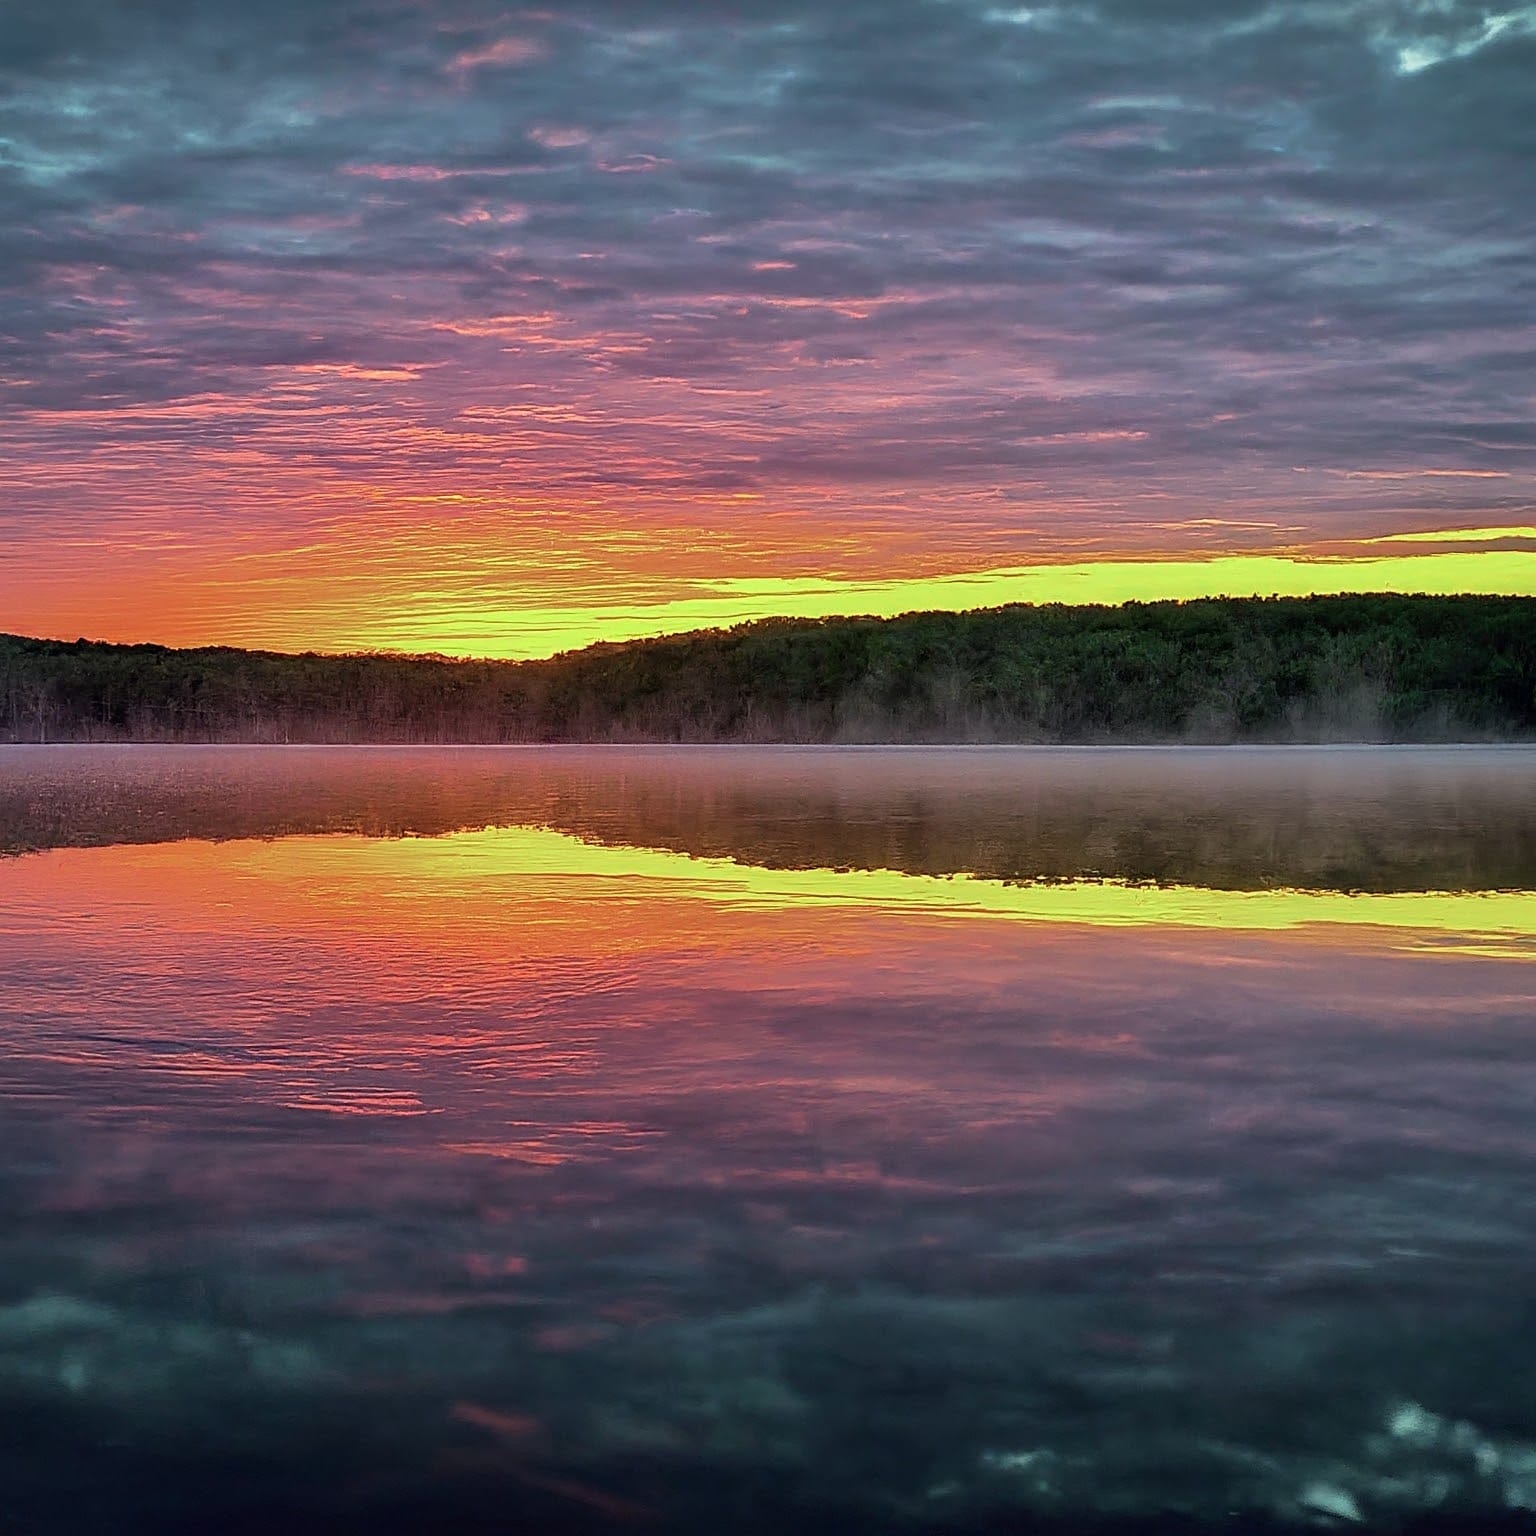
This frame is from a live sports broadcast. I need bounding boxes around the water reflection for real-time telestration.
[5,742,1536,891]
[1,747,1534,1534]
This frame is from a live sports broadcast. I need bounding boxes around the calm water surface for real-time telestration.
[2,746,1535,1534]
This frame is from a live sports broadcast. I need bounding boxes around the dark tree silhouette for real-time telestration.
[3,594,1533,744]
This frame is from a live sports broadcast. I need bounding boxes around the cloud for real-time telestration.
[0,0,1531,630]
[447,36,545,74]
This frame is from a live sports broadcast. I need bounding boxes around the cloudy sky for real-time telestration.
[3,0,1533,656]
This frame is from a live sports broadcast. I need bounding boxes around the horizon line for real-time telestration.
[6,585,1535,667]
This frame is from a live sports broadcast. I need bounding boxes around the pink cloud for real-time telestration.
[447,203,529,226]
[595,154,670,174]
[449,37,543,72]
[341,163,528,181]
[528,126,592,149]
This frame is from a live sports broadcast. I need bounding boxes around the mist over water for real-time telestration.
[2,746,1534,1534]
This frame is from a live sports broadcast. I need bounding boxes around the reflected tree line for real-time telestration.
[4,739,1534,891]
[3,594,1534,744]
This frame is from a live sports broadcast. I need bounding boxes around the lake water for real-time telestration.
[2,745,1534,1534]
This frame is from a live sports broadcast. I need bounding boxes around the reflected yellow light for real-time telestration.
[13,822,1535,973]
[291,825,1536,955]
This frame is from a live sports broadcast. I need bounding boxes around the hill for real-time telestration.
[3,594,1534,744]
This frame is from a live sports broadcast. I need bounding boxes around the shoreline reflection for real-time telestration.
[5,743,1536,894]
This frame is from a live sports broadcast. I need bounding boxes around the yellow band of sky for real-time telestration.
[359,547,1536,658]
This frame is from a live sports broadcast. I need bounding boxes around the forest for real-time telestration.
[2,594,1534,744]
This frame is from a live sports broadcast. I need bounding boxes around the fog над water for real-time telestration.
[6,743,1536,891]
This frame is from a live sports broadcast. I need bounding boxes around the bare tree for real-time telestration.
[17,675,57,744]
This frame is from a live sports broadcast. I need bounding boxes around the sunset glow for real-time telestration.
[4,2,1533,653]
[7,531,1536,659]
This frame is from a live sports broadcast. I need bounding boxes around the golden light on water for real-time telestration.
[364,826,1536,955]
[21,824,1535,958]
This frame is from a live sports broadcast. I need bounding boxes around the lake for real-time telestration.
[2,745,1534,1534]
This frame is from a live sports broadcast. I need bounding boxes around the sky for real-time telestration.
[2,0,1533,659]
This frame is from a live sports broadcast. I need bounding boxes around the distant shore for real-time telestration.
[5,593,1534,745]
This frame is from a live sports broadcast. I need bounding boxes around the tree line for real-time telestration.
[3,594,1534,744]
